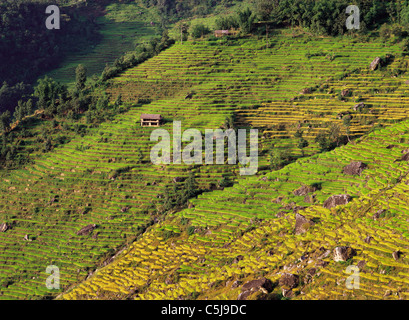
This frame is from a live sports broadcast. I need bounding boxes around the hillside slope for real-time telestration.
[1,29,409,300]
[63,118,409,300]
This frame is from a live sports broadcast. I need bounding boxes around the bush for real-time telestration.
[187,226,195,236]
[191,24,211,39]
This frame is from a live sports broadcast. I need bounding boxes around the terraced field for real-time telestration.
[45,2,160,85]
[2,29,409,300]
[63,119,409,300]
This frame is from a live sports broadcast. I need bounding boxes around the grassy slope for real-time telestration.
[2,11,409,299]
[44,2,161,86]
[58,33,409,299]
[63,114,409,300]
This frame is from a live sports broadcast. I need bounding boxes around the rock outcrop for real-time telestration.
[294,213,315,235]
[352,102,365,111]
[279,273,299,297]
[77,224,97,236]
[370,57,381,71]
[343,161,367,176]
[323,194,352,209]
[333,246,356,262]
[238,278,273,300]
[293,185,316,196]
[0,223,9,232]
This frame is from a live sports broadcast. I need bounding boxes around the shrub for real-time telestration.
[191,24,211,39]
[187,226,195,235]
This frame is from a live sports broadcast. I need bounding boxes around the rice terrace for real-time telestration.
[3,0,409,307]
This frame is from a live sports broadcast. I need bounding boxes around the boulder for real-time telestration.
[341,89,350,97]
[77,224,97,236]
[0,223,8,233]
[173,177,184,183]
[343,161,367,176]
[279,273,299,289]
[352,102,365,112]
[294,213,314,235]
[237,290,253,300]
[323,194,352,209]
[241,277,273,293]
[370,57,381,71]
[333,246,356,262]
[364,236,373,244]
[372,209,386,220]
[300,87,311,94]
[400,152,409,162]
[304,194,316,204]
[293,185,316,196]
[357,260,366,269]
[392,251,402,261]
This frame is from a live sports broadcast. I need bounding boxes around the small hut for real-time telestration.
[214,30,231,37]
[140,114,163,127]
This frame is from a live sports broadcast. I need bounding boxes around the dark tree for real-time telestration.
[76,64,87,92]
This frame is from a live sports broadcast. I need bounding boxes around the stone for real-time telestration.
[304,194,316,204]
[0,223,9,233]
[300,87,311,94]
[241,278,273,293]
[372,209,386,220]
[333,246,356,262]
[173,177,184,183]
[352,102,365,112]
[282,288,294,298]
[279,273,299,289]
[401,152,409,162]
[343,161,367,176]
[357,260,366,269]
[392,251,401,261]
[323,194,352,209]
[370,57,382,71]
[318,249,331,259]
[237,290,253,300]
[364,236,373,244]
[341,89,350,97]
[77,224,97,236]
[293,185,316,196]
[231,280,242,289]
[294,213,314,235]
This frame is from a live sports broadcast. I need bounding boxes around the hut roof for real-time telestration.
[141,114,162,120]
[215,30,230,34]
